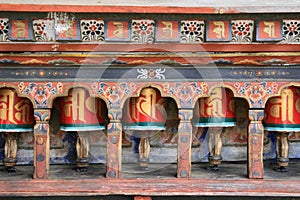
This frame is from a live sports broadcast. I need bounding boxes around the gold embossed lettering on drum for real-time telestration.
[264,86,300,171]
[59,87,107,170]
[194,87,236,170]
[59,88,106,132]
[123,87,167,131]
[0,88,34,172]
[0,88,34,132]
[123,87,167,169]
[264,86,300,132]
[194,87,236,128]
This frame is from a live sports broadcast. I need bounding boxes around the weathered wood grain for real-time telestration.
[0,177,298,197]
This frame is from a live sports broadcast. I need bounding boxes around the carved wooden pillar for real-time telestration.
[248,109,264,179]
[106,108,122,178]
[33,109,51,179]
[177,108,193,178]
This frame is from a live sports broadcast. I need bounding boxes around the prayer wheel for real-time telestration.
[0,88,34,172]
[123,87,167,131]
[194,87,236,171]
[59,88,106,132]
[0,88,34,132]
[264,86,300,171]
[194,87,236,127]
[123,87,167,168]
[264,86,300,132]
[59,87,107,170]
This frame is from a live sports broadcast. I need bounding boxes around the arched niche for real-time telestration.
[192,86,249,172]
[0,87,35,173]
[263,85,300,172]
[50,87,108,173]
[121,86,179,175]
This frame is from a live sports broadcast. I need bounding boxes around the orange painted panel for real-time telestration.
[156,20,179,41]
[256,20,282,41]
[206,20,231,41]
[106,21,130,41]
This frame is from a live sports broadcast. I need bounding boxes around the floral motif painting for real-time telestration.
[137,68,166,79]
[131,19,155,43]
[33,19,55,41]
[231,20,254,43]
[0,18,9,41]
[80,19,105,41]
[180,20,205,43]
[282,20,300,43]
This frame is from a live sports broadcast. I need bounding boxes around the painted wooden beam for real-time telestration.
[1,43,300,53]
[0,3,298,14]
[0,178,298,196]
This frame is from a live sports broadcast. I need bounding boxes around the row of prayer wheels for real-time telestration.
[0,86,299,172]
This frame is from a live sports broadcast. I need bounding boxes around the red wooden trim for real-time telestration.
[134,196,152,200]
[0,4,296,14]
[0,178,298,196]
[1,43,300,53]
[0,4,221,14]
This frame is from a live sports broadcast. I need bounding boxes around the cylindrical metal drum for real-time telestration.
[123,87,167,131]
[0,88,34,132]
[59,88,106,131]
[264,86,300,132]
[194,87,236,127]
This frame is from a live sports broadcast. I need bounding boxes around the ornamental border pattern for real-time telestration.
[0,15,300,43]
[0,81,292,108]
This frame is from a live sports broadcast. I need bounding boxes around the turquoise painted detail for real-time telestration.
[194,118,236,127]
[0,124,33,132]
[60,123,105,131]
[123,122,166,130]
[264,123,300,132]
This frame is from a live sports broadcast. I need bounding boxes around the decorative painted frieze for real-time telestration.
[206,20,231,41]
[0,18,9,41]
[0,80,292,111]
[33,19,55,41]
[137,68,166,79]
[180,20,205,43]
[233,82,279,107]
[80,19,105,41]
[18,82,63,108]
[131,19,155,43]
[282,20,300,43]
[2,15,300,44]
[256,20,282,41]
[231,20,254,43]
